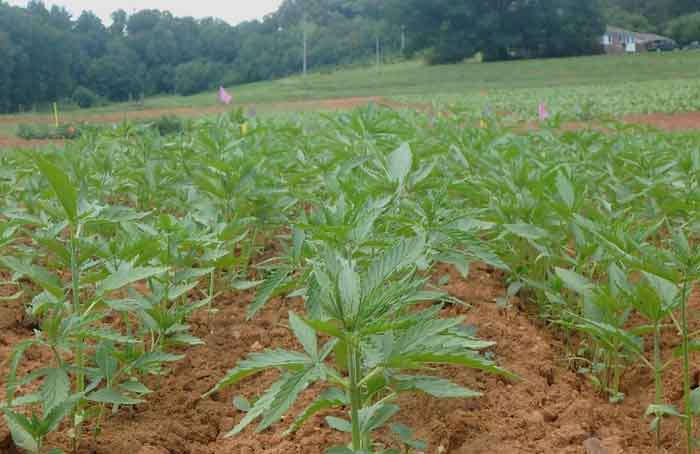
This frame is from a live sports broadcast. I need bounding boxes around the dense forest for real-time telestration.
[387,0,606,64]
[0,0,397,112]
[0,0,698,113]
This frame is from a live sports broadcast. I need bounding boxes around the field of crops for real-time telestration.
[1,105,700,454]
[4,52,700,145]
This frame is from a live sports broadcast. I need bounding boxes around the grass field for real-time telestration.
[151,52,700,107]
[2,51,700,138]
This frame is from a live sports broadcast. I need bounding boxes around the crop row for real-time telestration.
[1,106,700,453]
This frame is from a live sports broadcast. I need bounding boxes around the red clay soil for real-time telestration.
[0,106,229,126]
[1,262,692,454]
[623,111,700,132]
[0,136,64,148]
[4,99,700,148]
[0,97,396,147]
[557,111,700,133]
[0,97,391,127]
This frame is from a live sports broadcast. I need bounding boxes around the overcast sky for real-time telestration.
[6,0,284,25]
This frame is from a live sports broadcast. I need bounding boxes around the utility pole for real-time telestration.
[303,24,308,76]
[376,35,380,69]
[401,25,406,54]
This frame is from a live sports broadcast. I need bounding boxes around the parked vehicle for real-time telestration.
[683,41,700,51]
[647,39,678,52]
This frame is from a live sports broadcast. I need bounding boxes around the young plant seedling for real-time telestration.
[206,237,515,453]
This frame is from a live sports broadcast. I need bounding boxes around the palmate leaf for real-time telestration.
[360,305,443,337]
[129,352,185,372]
[168,333,205,346]
[83,329,140,344]
[504,223,548,241]
[40,368,70,416]
[35,155,78,223]
[645,404,682,418]
[118,381,152,396]
[468,245,510,272]
[363,236,425,296]
[224,375,287,437]
[0,256,64,299]
[571,316,644,359]
[5,339,41,404]
[97,265,169,295]
[359,402,400,434]
[556,172,575,210]
[87,388,144,405]
[391,423,427,449]
[387,143,412,184]
[436,251,471,278]
[203,349,311,398]
[95,344,118,382]
[393,375,482,398]
[192,172,226,199]
[289,312,318,359]
[246,269,290,320]
[642,271,679,309]
[326,416,352,433]
[338,261,361,323]
[174,267,215,284]
[2,409,38,453]
[690,389,700,417]
[392,318,465,355]
[257,366,322,432]
[41,395,80,434]
[390,350,516,380]
[555,267,592,296]
[284,388,348,436]
[303,317,345,339]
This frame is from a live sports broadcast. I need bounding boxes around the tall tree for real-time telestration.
[109,9,128,36]
[385,0,606,63]
[0,0,454,112]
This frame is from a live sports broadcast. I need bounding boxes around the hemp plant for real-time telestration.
[636,229,700,454]
[0,155,183,453]
[206,237,514,453]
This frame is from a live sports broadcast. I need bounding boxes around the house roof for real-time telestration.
[605,26,675,44]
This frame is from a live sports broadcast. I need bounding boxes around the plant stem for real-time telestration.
[70,226,84,454]
[654,322,662,450]
[207,270,215,333]
[680,271,693,454]
[347,339,364,453]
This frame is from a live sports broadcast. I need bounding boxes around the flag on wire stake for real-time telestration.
[219,86,232,105]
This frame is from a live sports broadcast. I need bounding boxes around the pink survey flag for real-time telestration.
[538,102,550,121]
[219,86,232,105]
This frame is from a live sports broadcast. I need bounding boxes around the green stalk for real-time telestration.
[611,339,624,399]
[69,226,84,454]
[207,270,215,332]
[347,339,364,453]
[612,360,622,399]
[680,272,693,454]
[654,322,663,450]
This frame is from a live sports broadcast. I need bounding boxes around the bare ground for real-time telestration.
[1,263,693,454]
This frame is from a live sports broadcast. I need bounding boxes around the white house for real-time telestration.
[601,26,677,53]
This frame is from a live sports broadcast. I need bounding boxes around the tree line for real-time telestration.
[0,0,397,113]
[0,0,697,114]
